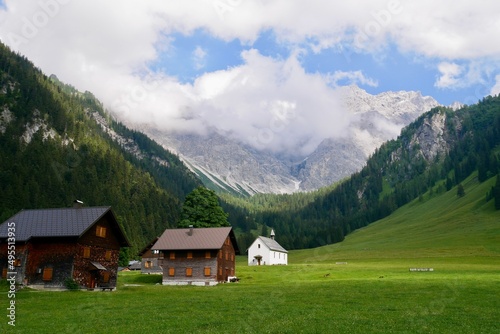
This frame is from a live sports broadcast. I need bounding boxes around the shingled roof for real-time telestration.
[152,226,240,254]
[258,236,287,253]
[0,207,129,246]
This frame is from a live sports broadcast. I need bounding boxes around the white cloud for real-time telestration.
[192,46,207,70]
[435,62,463,89]
[328,70,378,88]
[187,49,352,156]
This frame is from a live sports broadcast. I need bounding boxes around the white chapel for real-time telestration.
[247,229,288,266]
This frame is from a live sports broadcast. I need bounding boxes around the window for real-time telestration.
[102,272,110,283]
[205,251,211,259]
[169,252,175,260]
[186,267,193,277]
[187,251,193,259]
[219,251,222,259]
[145,261,152,269]
[258,244,260,249]
[96,225,107,238]
[83,247,91,259]
[42,267,53,281]
[168,267,175,277]
[204,267,211,276]
[105,250,112,261]
[218,267,222,276]
[14,259,21,267]
[225,253,228,260]
[231,254,234,261]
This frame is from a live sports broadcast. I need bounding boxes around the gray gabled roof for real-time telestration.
[152,226,240,254]
[0,207,129,246]
[258,236,287,253]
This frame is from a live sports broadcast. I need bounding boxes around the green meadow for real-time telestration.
[1,176,499,333]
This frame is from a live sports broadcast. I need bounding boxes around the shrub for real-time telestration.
[64,278,80,290]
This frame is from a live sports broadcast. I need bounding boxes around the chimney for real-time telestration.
[270,229,275,240]
[188,225,193,236]
[73,200,84,209]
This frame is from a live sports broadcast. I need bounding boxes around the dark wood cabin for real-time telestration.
[139,237,163,274]
[0,203,129,290]
[152,226,239,286]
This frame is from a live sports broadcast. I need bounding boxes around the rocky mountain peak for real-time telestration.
[134,85,440,195]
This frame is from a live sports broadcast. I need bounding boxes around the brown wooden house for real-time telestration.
[139,237,163,275]
[0,203,129,290]
[152,226,239,286]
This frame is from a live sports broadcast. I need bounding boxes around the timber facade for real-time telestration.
[152,226,239,286]
[0,204,129,290]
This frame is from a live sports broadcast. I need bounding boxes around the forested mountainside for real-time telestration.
[0,43,201,254]
[227,97,500,251]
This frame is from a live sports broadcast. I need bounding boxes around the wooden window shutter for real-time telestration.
[168,267,175,277]
[204,267,211,276]
[96,225,107,238]
[169,252,175,260]
[105,250,112,261]
[83,247,91,259]
[102,272,110,283]
[187,251,193,259]
[205,251,211,259]
[42,267,53,281]
[186,267,192,277]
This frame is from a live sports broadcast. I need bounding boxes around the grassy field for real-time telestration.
[1,175,499,333]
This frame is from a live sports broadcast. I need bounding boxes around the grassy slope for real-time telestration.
[292,173,500,262]
[1,174,499,334]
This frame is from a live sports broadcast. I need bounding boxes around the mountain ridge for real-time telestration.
[130,85,439,195]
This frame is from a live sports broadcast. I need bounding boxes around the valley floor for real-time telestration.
[1,255,498,334]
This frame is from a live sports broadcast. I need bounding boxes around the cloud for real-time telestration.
[328,70,378,88]
[435,62,463,89]
[192,46,207,70]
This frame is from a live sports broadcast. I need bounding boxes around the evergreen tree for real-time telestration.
[178,187,230,228]
[457,184,465,197]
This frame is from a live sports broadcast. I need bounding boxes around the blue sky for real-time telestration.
[0,0,499,155]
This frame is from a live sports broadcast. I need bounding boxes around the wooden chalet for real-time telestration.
[0,202,130,290]
[139,237,163,274]
[152,226,239,286]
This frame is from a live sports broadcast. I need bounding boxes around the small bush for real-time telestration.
[64,278,80,290]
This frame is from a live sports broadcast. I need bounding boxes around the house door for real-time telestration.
[90,271,98,288]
